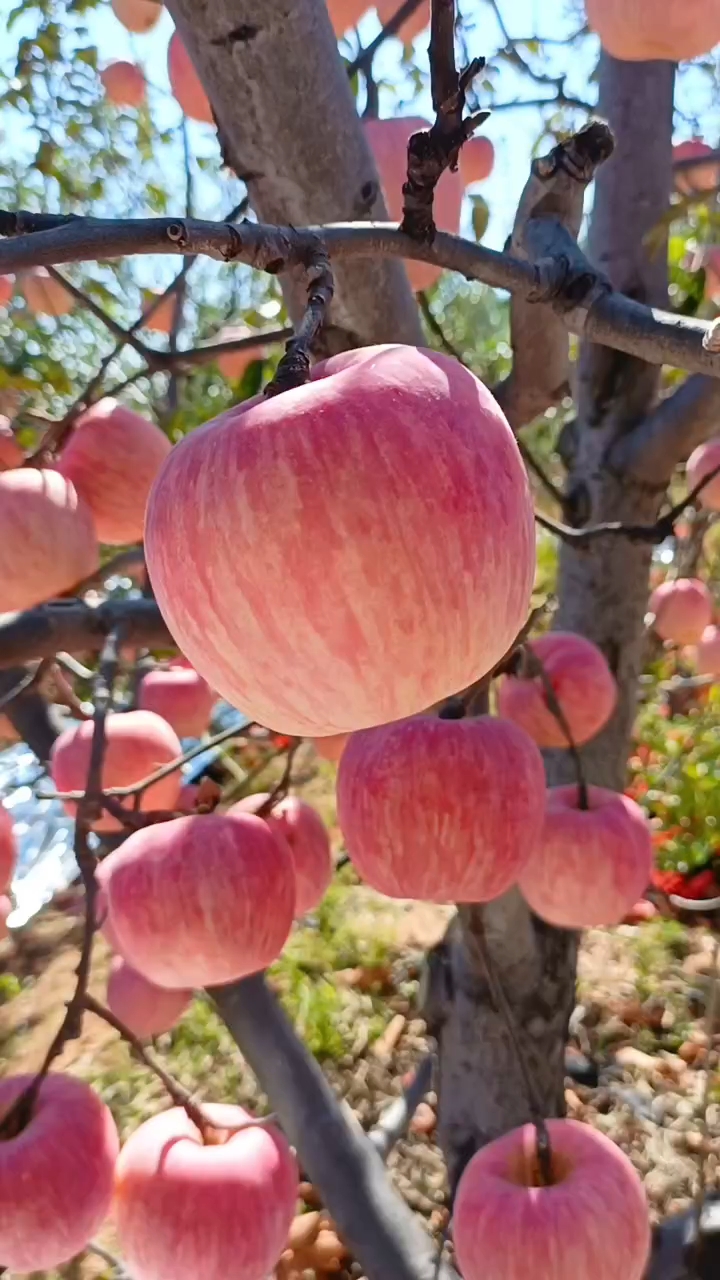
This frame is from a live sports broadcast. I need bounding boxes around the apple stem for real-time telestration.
[256,740,301,817]
[522,644,590,810]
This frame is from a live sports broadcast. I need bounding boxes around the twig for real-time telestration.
[67,546,146,598]
[85,1241,133,1279]
[417,289,465,359]
[346,0,426,76]
[518,440,565,507]
[264,241,334,396]
[520,643,589,809]
[256,740,301,816]
[368,1053,436,1159]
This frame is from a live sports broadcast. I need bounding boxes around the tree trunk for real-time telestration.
[436,54,675,1188]
[165,0,424,353]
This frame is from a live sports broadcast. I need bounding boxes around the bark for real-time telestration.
[165,0,424,354]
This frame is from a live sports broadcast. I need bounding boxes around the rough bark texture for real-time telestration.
[165,0,424,353]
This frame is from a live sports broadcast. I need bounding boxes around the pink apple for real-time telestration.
[168,31,214,124]
[114,1103,298,1280]
[104,813,295,987]
[145,345,535,737]
[0,275,13,309]
[57,398,171,546]
[695,623,720,676]
[460,135,495,186]
[648,577,713,645]
[519,785,653,929]
[327,0,368,34]
[453,1118,650,1280]
[312,733,349,763]
[50,709,183,834]
[20,267,75,316]
[586,0,720,62]
[0,801,16,892]
[0,416,22,470]
[0,468,99,613]
[0,1072,119,1272]
[0,893,11,940]
[96,857,123,951]
[231,793,332,916]
[337,714,545,903]
[100,60,146,108]
[687,438,720,511]
[674,138,720,196]
[377,0,428,41]
[138,660,214,738]
[497,632,617,749]
[106,956,191,1038]
[364,121,463,291]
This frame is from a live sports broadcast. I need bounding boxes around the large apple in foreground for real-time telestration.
[114,1103,298,1280]
[453,1118,650,1280]
[138,660,214,739]
[0,801,16,891]
[0,1073,119,1272]
[168,32,214,124]
[586,0,720,62]
[337,714,545,902]
[50,709,183,833]
[104,813,295,987]
[687,438,720,511]
[648,577,713,645]
[0,468,99,613]
[497,632,617,749]
[519,786,653,929]
[231,793,332,916]
[58,398,171,545]
[146,345,535,737]
[107,956,191,1038]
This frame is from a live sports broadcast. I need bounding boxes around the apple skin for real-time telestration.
[0,801,16,892]
[145,344,535,737]
[50,709,183,834]
[138,660,215,739]
[0,893,10,940]
[453,1117,650,1280]
[107,956,191,1038]
[0,415,22,469]
[0,1072,119,1273]
[327,0,368,34]
[231,793,333,916]
[695,624,720,677]
[648,577,713,646]
[104,813,295,988]
[110,0,161,33]
[114,1102,298,1280]
[312,733,349,763]
[460,135,495,185]
[0,276,13,310]
[377,0,428,41]
[497,632,617,749]
[100,61,146,108]
[519,785,653,929]
[21,267,75,316]
[586,0,720,62]
[0,468,99,613]
[95,857,123,951]
[168,32,214,124]
[673,139,720,196]
[57,398,171,546]
[687,438,720,512]
[337,714,545,903]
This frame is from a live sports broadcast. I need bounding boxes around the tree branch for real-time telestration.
[0,598,172,670]
[346,0,425,76]
[610,374,720,484]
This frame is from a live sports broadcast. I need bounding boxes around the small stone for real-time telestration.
[615,1046,659,1073]
[410,1103,436,1136]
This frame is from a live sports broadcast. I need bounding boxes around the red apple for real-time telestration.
[460,135,495,186]
[100,60,147,109]
[96,858,123,951]
[0,801,16,892]
[377,0,429,41]
[364,120,463,290]
[312,733,349,763]
[215,326,267,380]
[104,812,295,987]
[0,275,13,308]
[168,31,214,124]
[20,267,75,316]
[327,0,368,35]
[687,438,720,511]
[145,345,535,737]
[519,785,653,929]
[50,709,183,834]
[141,288,177,334]
[0,416,23,469]
[674,138,720,196]
[586,0,720,62]
[453,1117,650,1280]
[695,623,720,676]
[497,632,617,749]
[0,1072,119,1273]
[231,793,332,916]
[648,577,713,645]
[178,781,201,811]
[138,660,214,738]
[111,0,161,33]
[0,893,10,940]
[57,398,171,546]
[0,469,99,613]
[337,714,545,902]
[114,1103,298,1280]
[106,956,191,1038]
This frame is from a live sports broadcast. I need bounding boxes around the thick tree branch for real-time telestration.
[0,599,172,670]
[610,374,720,484]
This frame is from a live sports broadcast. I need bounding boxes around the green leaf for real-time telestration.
[470,195,489,242]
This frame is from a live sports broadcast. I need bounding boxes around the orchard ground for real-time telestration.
[1,745,719,1280]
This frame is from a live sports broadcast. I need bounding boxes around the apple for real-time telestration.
[673,138,720,196]
[0,415,23,469]
[0,275,13,309]
[57,398,171,546]
[0,1072,119,1273]
[377,0,429,41]
[695,624,720,676]
[50,709,183,834]
[648,577,713,645]
[497,632,617,749]
[327,0,368,35]
[337,714,545,902]
[312,733,349,763]
[100,60,147,109]
[106,956,191,1038]
[459,135,495,186]
[95,858,123,951]
[687,438,720,511]
[364,120,463,290]
[111,0,162,33]
[20,266,75,317]
[168,31,214,124]
[178,781,201,811]
[453,1117,650,1280]
[215,326,267,380]
[0,893,11,940]
[104,812,295,987]
[519,785,653,929]
[138,659,214,738]
[145,344,535,737]
[0,801,16,892]
[114,1102,298,1280]
[141,288,178,334]
[586,0,720,62]
[231,793,332,916]
[0,468,99,613]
